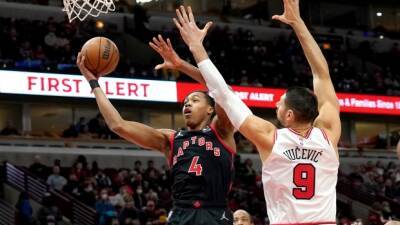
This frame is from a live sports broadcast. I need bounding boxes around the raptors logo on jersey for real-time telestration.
[169,126,235,206]
[262,127,339,224]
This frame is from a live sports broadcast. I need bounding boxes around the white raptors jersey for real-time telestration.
[262,127,339,224]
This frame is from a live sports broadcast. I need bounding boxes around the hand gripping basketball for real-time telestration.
[80,37,120,78]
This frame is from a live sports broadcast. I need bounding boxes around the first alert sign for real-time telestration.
[0,70,177,102]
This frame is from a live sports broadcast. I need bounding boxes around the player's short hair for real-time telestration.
[285,87,319,123]
[184,90,216,118]
[185,90,215,107]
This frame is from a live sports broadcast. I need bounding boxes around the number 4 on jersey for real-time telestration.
[188,156,203,176]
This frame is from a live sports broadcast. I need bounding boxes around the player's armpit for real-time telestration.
[111,120,172,155]
[211,104,236,152]
[313,102,341,147]
[239,115,276,161]
[213,104,235,137]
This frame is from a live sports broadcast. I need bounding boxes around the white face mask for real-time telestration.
[101,194,108,200]
[85,186,93,192]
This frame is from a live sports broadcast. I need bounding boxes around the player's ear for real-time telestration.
[207,106,214,115]
[287,109,295,122]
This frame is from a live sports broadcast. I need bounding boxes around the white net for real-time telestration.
[63,0,115,22]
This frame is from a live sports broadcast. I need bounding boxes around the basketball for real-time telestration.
[81,37,119,77]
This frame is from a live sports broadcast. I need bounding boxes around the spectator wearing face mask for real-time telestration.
[134,186,146,210]
[95,188,117,225]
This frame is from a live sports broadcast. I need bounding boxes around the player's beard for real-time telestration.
[275,119,284,129]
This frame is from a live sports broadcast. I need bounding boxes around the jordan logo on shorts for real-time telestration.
[220,211,230,221]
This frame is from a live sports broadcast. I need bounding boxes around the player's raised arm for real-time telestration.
[149,35,205,84]
[76,52,173,155]
[149,34,235,140]
[173,6,276,160]
[272,0,341,147]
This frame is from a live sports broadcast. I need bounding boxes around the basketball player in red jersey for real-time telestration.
[76,45,236,224]
[173,1,341,224]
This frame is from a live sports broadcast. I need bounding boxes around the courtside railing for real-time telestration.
[4,162,97,225]
[0,199,16,225]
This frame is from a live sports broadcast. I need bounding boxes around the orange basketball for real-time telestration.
[81,37,119,77]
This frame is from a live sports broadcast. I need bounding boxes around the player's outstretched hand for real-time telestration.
[173,5,212,49]
[149,35,183,70]
[272,0,302,26]
[76,52,97,81]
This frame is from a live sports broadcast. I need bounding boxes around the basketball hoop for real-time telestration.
[63,0,115,22]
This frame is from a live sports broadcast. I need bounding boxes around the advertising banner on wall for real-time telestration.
[0,70,177,102]
[0,70,399,116]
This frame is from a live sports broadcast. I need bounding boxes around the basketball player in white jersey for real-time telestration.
[173,0,340,224]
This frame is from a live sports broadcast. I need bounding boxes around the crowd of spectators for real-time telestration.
[21,155,268,225]
[1,15,400,96]
[61,114,118,140]
[344,160,400,224]
[19,154,400,225]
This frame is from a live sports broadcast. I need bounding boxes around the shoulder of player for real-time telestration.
[313,120,340,146]
[209,121,236,153]
[157,129,176,153]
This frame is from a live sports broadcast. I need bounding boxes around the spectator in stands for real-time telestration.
[134,160,144,174]
[62,173,80,197]
[111,185,133,208]
[95,169,112,189]
[71,161,88,182]
[37,193,62,225]
[144,160,159,178]
[61,124,78,138]
[118,198,139,225]
[74,117,87,134]
[29,155,48,179]
[79,179,96,207]
[96,188,117,225]
[382,201,395,221]
[145,189,159,202]
[233,209,254,225]
[15,191,34,225]
[242,159,256,186]
[112,169,130,191]
[46,165,67,191]
[384,179,396,198]
[158,187,172,209]
[88,113,101,134]
[0,120,20,136]
[139,199,159,225]
[130,173,144,190]
[133,185,147,210]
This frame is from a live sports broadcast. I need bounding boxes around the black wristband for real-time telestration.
[89,80,100,90]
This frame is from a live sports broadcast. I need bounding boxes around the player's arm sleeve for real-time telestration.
[197,59,252,130]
